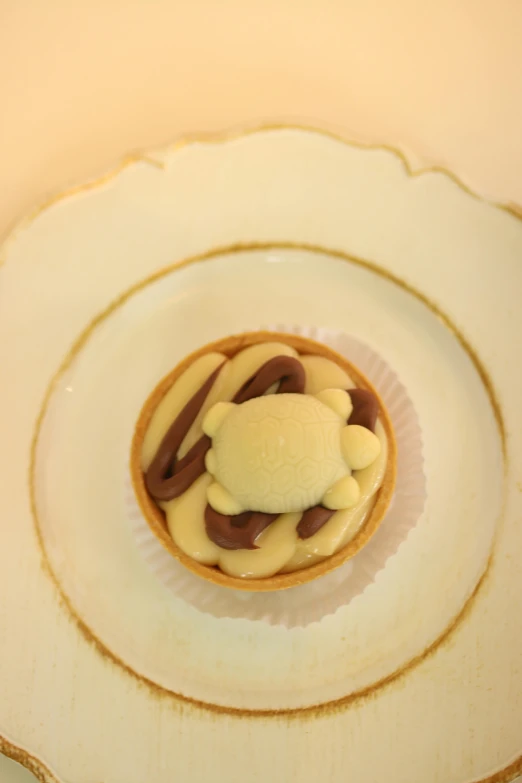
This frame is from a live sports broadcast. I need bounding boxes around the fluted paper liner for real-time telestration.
[125,325,425,627]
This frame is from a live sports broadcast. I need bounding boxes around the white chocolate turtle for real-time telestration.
[202,391,381,516]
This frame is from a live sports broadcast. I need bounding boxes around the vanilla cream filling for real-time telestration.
[142,343,387,578]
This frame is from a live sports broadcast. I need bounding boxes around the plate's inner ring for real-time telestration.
[33,244,504,713]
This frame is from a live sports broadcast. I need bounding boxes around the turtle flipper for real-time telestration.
[322,475,360,510]
[341,424,381,470]
[207,481,244,516]
[203,401,236,437]
[314,388,353,420]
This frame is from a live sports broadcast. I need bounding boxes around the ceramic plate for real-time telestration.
[0,126,521,783]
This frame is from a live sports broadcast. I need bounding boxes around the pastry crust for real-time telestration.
[130,331,397,591]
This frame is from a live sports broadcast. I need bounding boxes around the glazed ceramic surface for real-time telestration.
[0,127,520,783]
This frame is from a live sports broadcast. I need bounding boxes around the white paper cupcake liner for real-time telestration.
[125,325,426,627]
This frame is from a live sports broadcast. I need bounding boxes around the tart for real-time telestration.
[130,331,396,590]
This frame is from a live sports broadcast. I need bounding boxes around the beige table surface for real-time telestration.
[1,1,521,781]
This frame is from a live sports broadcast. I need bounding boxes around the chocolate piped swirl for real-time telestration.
[204,507,277,550]
[347,388,378,432]
[146,355,305,503]
[296,506,336,540]
[233,354,305,403]
[145,365,223,502]
[145,354,379,550]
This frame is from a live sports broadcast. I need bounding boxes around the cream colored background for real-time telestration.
[1,0,521,780]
